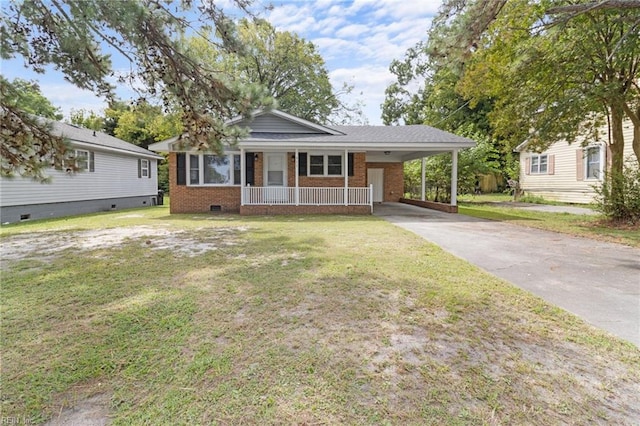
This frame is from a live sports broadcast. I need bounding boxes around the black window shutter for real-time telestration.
[245,152,255,186]
[348,153,354,176]
[298,153,307,176]
[89,152,95,172]
[138,159,142,178]
[176,153,186,185]
[148,160,152,178]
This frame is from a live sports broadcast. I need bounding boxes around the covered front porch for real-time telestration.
[237,147,461,214]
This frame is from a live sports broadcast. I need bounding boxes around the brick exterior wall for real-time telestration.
[168,152,241,213]
[400,198,458,213]
[168,152,400,214]
[365,162,404,202]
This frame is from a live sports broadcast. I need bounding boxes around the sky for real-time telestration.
[1,0,442,125]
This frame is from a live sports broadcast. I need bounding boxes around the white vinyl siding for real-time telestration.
[0,150,158,207]
[519,122,635,204]
[237,114,322,133]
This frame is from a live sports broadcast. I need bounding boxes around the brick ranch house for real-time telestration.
[148,109,476,215]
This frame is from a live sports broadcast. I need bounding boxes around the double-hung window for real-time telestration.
[530,154,548,174]
[140,159,150,178]
[188,153,241,185]
[585,146,602,179]
[65,149,93,172]
[308,154,343,176]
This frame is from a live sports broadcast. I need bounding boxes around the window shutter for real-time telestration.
[548,155,555,175]
[576,149,584,181]
[606,145,612,173]
[298,153,307,176]
[138,159,142,178]
[348,153,354,176]
[148,160,152,178]
[176,153,186,186]
[525,157,531,175]
[89,152,95,172]
[245,152,255,186]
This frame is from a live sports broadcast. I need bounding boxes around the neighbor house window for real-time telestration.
[65,149,94,172]
[585,146,602,179]
[530,154,548,174]
[188,153,241,186]
[308,154,343,176]
[140,159,150,178]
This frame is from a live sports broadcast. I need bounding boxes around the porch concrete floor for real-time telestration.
[374,202,640,347]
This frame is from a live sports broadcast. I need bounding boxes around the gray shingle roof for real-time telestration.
[50,121,163,159]
[246,125,474,145]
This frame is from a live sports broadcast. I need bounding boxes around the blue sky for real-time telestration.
[2,0,441,125]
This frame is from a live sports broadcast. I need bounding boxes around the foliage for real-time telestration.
[186,19,366,125]
[459,0,640,189]
[405,130,501,202]
[1,77,62,120]
[594,162,640,224]
[1,0,272,181]
[0,76,68,179]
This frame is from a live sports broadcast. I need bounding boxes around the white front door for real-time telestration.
[264,153,287,201]
[368,168,384,202]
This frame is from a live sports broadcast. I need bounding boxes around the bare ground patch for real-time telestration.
[0,225,247,269]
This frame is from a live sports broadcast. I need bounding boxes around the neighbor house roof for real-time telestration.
[50,121,163,159]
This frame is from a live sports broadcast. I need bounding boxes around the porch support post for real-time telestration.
[240,147,246,206]
[451,149,458,207]
[295,149,299,206]
[344,149,349,206]
[421,157,426,201]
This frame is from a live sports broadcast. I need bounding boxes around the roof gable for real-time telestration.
[228,109,344,135]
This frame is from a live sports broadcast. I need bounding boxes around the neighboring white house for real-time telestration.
[0,121,164,223]
[515,121,636,204]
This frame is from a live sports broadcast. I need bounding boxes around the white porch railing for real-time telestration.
[243,186,372,209]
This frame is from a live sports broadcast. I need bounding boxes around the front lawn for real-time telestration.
[2,206,639,424]
[458,195,640,248]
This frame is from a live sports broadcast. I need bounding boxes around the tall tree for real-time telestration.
[187,19,365,125]
[459,0,640,203]
[1,0,271,181]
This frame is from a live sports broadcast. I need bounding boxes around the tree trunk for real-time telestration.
[609,103,626,209]
[622,102,640,167]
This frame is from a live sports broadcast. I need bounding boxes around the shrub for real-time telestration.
[594,162,640,224]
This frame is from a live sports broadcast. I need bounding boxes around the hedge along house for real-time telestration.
[148,109,476,215]
[1,120,164,223]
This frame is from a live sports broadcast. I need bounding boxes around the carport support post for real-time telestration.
[240,148,245,206]
[295,149,299,206]
[451,149,458,207]
[421,157,426,201]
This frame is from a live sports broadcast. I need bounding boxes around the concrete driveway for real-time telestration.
[374,202,640,347]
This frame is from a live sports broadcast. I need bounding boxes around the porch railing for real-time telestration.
[243,186,372,209]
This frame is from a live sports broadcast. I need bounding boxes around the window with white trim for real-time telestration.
[585,146,603,180]
[308,153,343,176]
[530,154,548,174]
[188,153,242,185]
[140,159,150,177]
[64,149,93,172]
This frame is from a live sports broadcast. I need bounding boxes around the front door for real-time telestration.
[264,153,287,201]
[368,168,384,202]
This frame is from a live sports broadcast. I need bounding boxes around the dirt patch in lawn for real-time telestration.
[0,225,247,269]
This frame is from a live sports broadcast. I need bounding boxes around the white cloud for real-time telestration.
[39,84,108,119]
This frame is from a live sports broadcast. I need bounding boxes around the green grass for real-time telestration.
[458,201,640,248]
[2,205,639,424]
